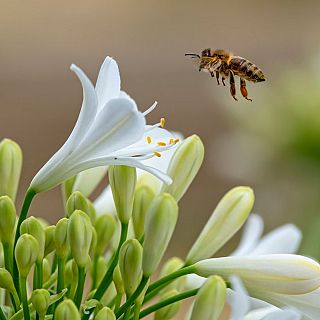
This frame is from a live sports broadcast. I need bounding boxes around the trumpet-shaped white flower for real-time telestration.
[94,129,183,215]
[30,57,178,193]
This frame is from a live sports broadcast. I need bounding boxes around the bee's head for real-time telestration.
[201,48,211,57]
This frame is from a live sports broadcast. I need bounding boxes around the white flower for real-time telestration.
[30,57,178,193]
[94,129,182,215]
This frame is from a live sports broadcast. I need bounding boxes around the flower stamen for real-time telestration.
[143,101,158,116]
[147,136,152,144]
[157,141,167,146]
[154,152,162,158]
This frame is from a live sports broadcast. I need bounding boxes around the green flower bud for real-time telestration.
[160,257,185,292]
[190,276,226,320]
[31,289,50,317]
[95,307,116,320]
[142,193,178,276]
[0,268,15,292]
[67,210,92,267]
[137,173,161,193]
[94,214,116,256]
[20,216,45,262]
[64,259,78,287]
[0,196,16,244]
[119,239,143,296]
[15,234,39,277]
[66,191,89,217]
[0,139,22,201]
[54,299,80,320]
[55,218,69,259]
[87,199,97,224]
[44,225,56,256]
[186,186,254,265]
[154,290,180,320]
[132,185,155,240]
[113,265,124,295]
[101,281,117,306]
[42,258,51,283]
[108,165,137,223]
[0,244,3,268]
[162,135,204,201]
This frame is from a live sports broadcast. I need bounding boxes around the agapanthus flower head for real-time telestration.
[30,56,179,194]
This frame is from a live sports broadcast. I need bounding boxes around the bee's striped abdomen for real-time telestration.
[229,56,265,83]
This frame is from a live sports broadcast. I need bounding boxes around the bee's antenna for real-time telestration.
[185,53,200,58]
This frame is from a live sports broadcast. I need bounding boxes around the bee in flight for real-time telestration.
[185,48,265,101]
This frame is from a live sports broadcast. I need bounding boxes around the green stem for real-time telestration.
[91,254,99,289]
[115,276,149,318]
[143,265,195,303]
[93,223,128,300]
[19,275,30,320]
[13,188,36,294]
[139,289,198,319]
[114,293,122,312]
[74,266,86,309]
[0,307,6,320]
[133,303,141,320]
[36,261,43,289]
[123,307,131,320]
[81,223,128,320]
[57,257,65,293]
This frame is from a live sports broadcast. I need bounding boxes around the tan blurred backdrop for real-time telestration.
[1,0,320,260]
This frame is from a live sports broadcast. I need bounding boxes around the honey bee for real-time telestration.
[185,48,265,101]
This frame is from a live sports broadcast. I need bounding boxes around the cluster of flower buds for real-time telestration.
[0,55,319,320]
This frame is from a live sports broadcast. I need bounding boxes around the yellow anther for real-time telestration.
[147,136,152,144]
[174,138,180,144]
[169,138,174,144]
[154,152,162,158]
[160,118,165,128]
[157,141,167,146]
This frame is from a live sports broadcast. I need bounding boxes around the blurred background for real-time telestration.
[1,0,320,264]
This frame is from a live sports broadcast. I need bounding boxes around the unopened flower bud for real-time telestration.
[55,218,69,259]
[44,225,56,256]
[15,234,39,277]
[95,307,116,320]
[0,245,3,268]
[160,257,185,292]
[54,299,80,320]
[0,268,15,292]
[119,239,143,295]
[94,214,116,256]
[162,135,204,201]
[66,191,89,217]
[0,196,16,244]
[109,165,137,223]
[154,289,180,320]
[68,210,92,267]
[132,185,155,240]
[113,265,124,295]
[64,259,78,287]
[142,193,178,276]
[0,139,22,201]
[20,216,45,262]
[190,276,226,320]
[31,289,50,317]
[96,257,108,286]
[186,186,254,265]
[42,258,51,283]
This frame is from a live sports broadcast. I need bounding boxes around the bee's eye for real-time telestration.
[218,55,224,59]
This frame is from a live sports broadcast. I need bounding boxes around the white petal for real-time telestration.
[244,307,280,320]
[95,57,121,111]
[250,224,302,255]
[194,255,320,295]
[231,214,264,256]
[75,97,146,160]
[30,64,97,192]
[94,184,116,216]
[185,274,206,290]
[229,276,250,320]
[262,308,301,320]
[72,166,108,197]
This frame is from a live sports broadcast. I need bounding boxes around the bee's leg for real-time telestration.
[215,71,220,85]
[229,72,238,101]
[222,77,226,86]
[210,70,215,78]
[240,78,252,101]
